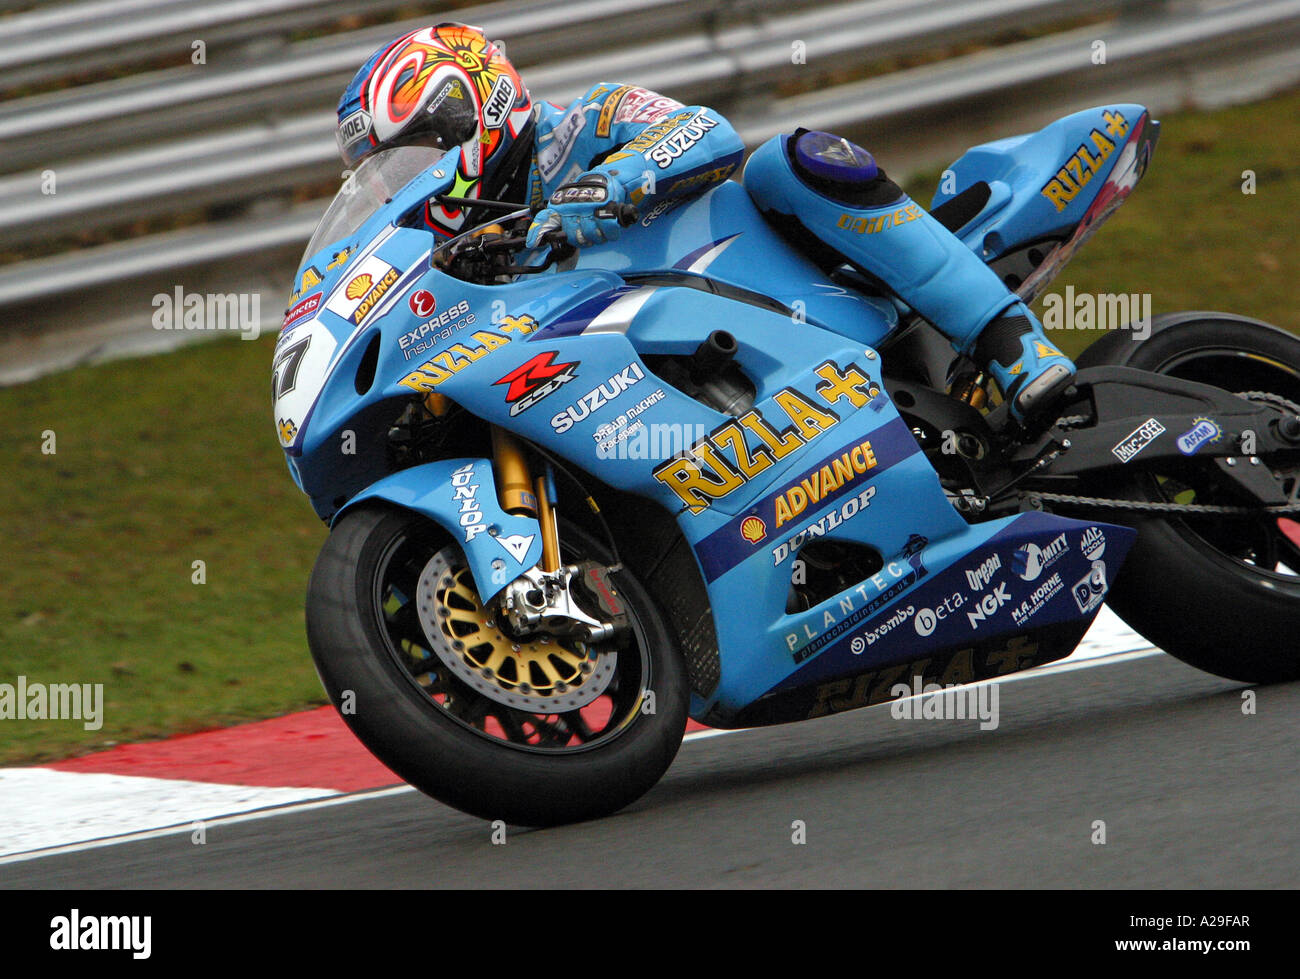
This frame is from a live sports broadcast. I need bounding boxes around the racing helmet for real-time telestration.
[335,23,534,226]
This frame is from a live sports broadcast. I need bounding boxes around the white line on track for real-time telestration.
[0,618,1160,868]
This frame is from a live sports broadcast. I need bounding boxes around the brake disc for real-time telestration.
[415,549,617,714]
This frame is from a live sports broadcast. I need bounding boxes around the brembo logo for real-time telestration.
[495,351,580,416]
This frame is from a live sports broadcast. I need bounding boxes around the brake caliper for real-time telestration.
[499,561,631,646]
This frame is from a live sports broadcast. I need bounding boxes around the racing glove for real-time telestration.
[526,173,629,249]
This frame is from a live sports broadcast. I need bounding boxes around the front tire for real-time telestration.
[1077,312,1300,683]
[306,504,690,826]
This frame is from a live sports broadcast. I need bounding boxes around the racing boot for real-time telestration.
[972,303,1076,427]
[743,129,1076,425]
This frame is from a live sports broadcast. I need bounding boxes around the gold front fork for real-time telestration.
[490,426,559,572]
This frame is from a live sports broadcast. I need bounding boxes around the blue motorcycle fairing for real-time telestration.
[563,180,900,349]
[728,513,1134,726]
[334,457,544,603]
[931,104,1154,263]
[282,105,1153,727]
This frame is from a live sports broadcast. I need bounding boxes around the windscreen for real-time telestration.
[302,145,447,262]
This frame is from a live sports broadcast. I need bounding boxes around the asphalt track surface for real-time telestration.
[4,652,1297,889]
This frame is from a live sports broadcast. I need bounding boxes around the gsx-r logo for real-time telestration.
[495,351,580,416]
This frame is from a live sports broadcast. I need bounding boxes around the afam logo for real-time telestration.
[495,351,580,416]
[1176,417,1222,456]
[740,515,767,544]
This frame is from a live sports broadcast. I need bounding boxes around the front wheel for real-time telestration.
[1077,312,1300,683]
[305,504,690,826]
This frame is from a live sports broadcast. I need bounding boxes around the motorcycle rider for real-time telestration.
[335,22,1075,425]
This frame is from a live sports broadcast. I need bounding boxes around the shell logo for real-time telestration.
[345,274,374,300]
[740,516,767,544]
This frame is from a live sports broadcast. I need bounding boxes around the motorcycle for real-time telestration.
[274,102,1300,825]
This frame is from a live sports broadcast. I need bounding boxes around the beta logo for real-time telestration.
[914,592,966,637]
[740,516,767,544]
[409,290,436,317]
[495,351,580,416]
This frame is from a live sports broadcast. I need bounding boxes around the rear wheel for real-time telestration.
[1077,313,1300,683]
[306,504,689,825]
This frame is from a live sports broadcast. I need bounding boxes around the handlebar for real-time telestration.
[433,200,641,278]
[595,202,640,227]
[537,202,640,249]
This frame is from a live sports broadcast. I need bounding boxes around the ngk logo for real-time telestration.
[966,582,1010,630]
[965,554,1002,591]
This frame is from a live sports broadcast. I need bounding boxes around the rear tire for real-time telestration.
[1077,312,1300,683]
[306,504,690,825]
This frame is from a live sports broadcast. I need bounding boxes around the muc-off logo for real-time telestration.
[1013,533,1068,582]
[1112,418,1166,463]
[495,351,580,416]
[965,554,1001,591]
